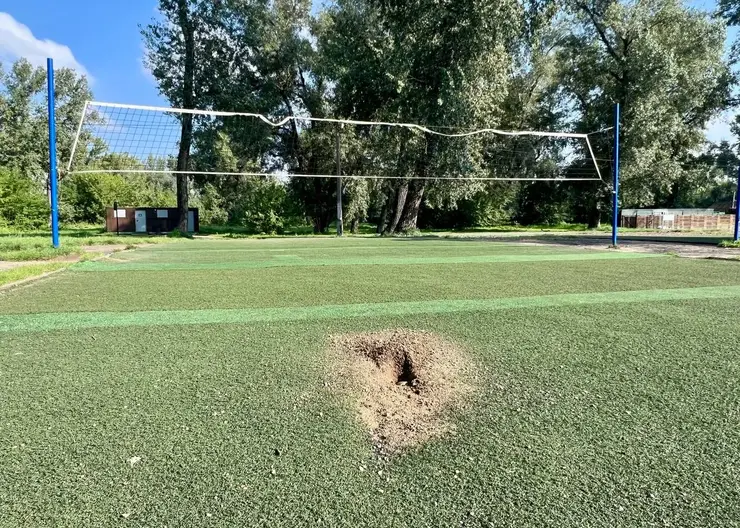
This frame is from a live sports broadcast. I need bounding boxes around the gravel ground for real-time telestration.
[515,236,740,259]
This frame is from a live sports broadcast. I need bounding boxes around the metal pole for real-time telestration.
[47,58,60,248]
[612,102,621,247]
[734,165,740,242]
[335,124,344,237]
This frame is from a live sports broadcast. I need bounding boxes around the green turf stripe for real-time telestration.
[144,243,525,253]
[73,251,663,271]
[2,284,738,333]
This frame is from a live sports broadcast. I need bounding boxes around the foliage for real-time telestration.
[230,178,291,234]
[560,0,734,209]
[0,58,94,183]
[191,183,228,225]
[0,168,49,230]
[719,239,740,248]
[60,172,176,224]
[1,1,739,235]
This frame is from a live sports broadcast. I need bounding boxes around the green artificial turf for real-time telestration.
[73,251,662,272]
[3,285,740,333]
[1,238,740,527]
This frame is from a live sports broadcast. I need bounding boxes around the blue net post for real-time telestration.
[47,58,60,248]
[611,103,621,247]
[734,164,740,242]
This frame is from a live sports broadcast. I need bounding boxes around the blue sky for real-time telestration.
[0,0,735,141]
[0,0,162,105]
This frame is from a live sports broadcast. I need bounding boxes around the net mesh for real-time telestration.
[67,102,608,181]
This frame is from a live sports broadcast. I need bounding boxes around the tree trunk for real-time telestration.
[175,0,195,233]
[399,180,425,232]
[351,218,360,234]
[396,134,432,232]
[587,203,601,229]
[384,181,408,235]
[377,201,389,233]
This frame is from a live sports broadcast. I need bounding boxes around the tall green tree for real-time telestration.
[142,0,221,231]
[318,0,536,233]
[0,58,92,187]
[560,0,734,209]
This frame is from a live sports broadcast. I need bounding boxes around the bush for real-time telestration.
[192,183,228,225]
[60,172,176,224]
[230,178,290,234]
[0,169,50,229]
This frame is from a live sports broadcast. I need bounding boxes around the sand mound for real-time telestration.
[330,330,473,453]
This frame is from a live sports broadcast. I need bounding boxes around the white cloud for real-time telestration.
[0,12,92,80]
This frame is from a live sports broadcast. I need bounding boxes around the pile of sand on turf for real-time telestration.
[329,330,473,452]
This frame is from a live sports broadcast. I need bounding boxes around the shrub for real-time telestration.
[60,172,176,223]
[230,178,290,234]
[0,168,50,229]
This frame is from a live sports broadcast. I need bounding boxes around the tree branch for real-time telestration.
[575,1,621,63]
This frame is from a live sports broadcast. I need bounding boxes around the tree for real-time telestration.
[0,58,92,191]
[318,0,534,233]
[718,0,740,25]
[0,168,49,229]
[142,0,210,232]
[560,0,734,209]
[0,60,46,180]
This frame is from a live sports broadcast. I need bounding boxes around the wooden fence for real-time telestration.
[621,214,736,231]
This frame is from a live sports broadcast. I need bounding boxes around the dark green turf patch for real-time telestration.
[73,251,662,271]
[2,299,739,526]
[120,243,583,264]
[2,285,740,333]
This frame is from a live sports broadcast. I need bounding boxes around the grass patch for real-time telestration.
[0,241,79,261]
[719,239,740,248]
[0,228,178,261]
[0,262,69,287]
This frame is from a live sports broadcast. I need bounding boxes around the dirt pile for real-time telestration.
[330,330,473,452]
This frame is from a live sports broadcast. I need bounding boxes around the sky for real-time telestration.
[0,0,735,142]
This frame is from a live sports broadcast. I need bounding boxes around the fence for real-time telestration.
[621,214,736,231]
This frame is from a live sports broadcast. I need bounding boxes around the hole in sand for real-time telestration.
[329,330,473,453]
[397,354,417,386]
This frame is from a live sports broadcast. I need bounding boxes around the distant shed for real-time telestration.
[106,207,199,234]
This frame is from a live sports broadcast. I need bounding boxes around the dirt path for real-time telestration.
[81,244,131,254]
[509,235,740,260]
